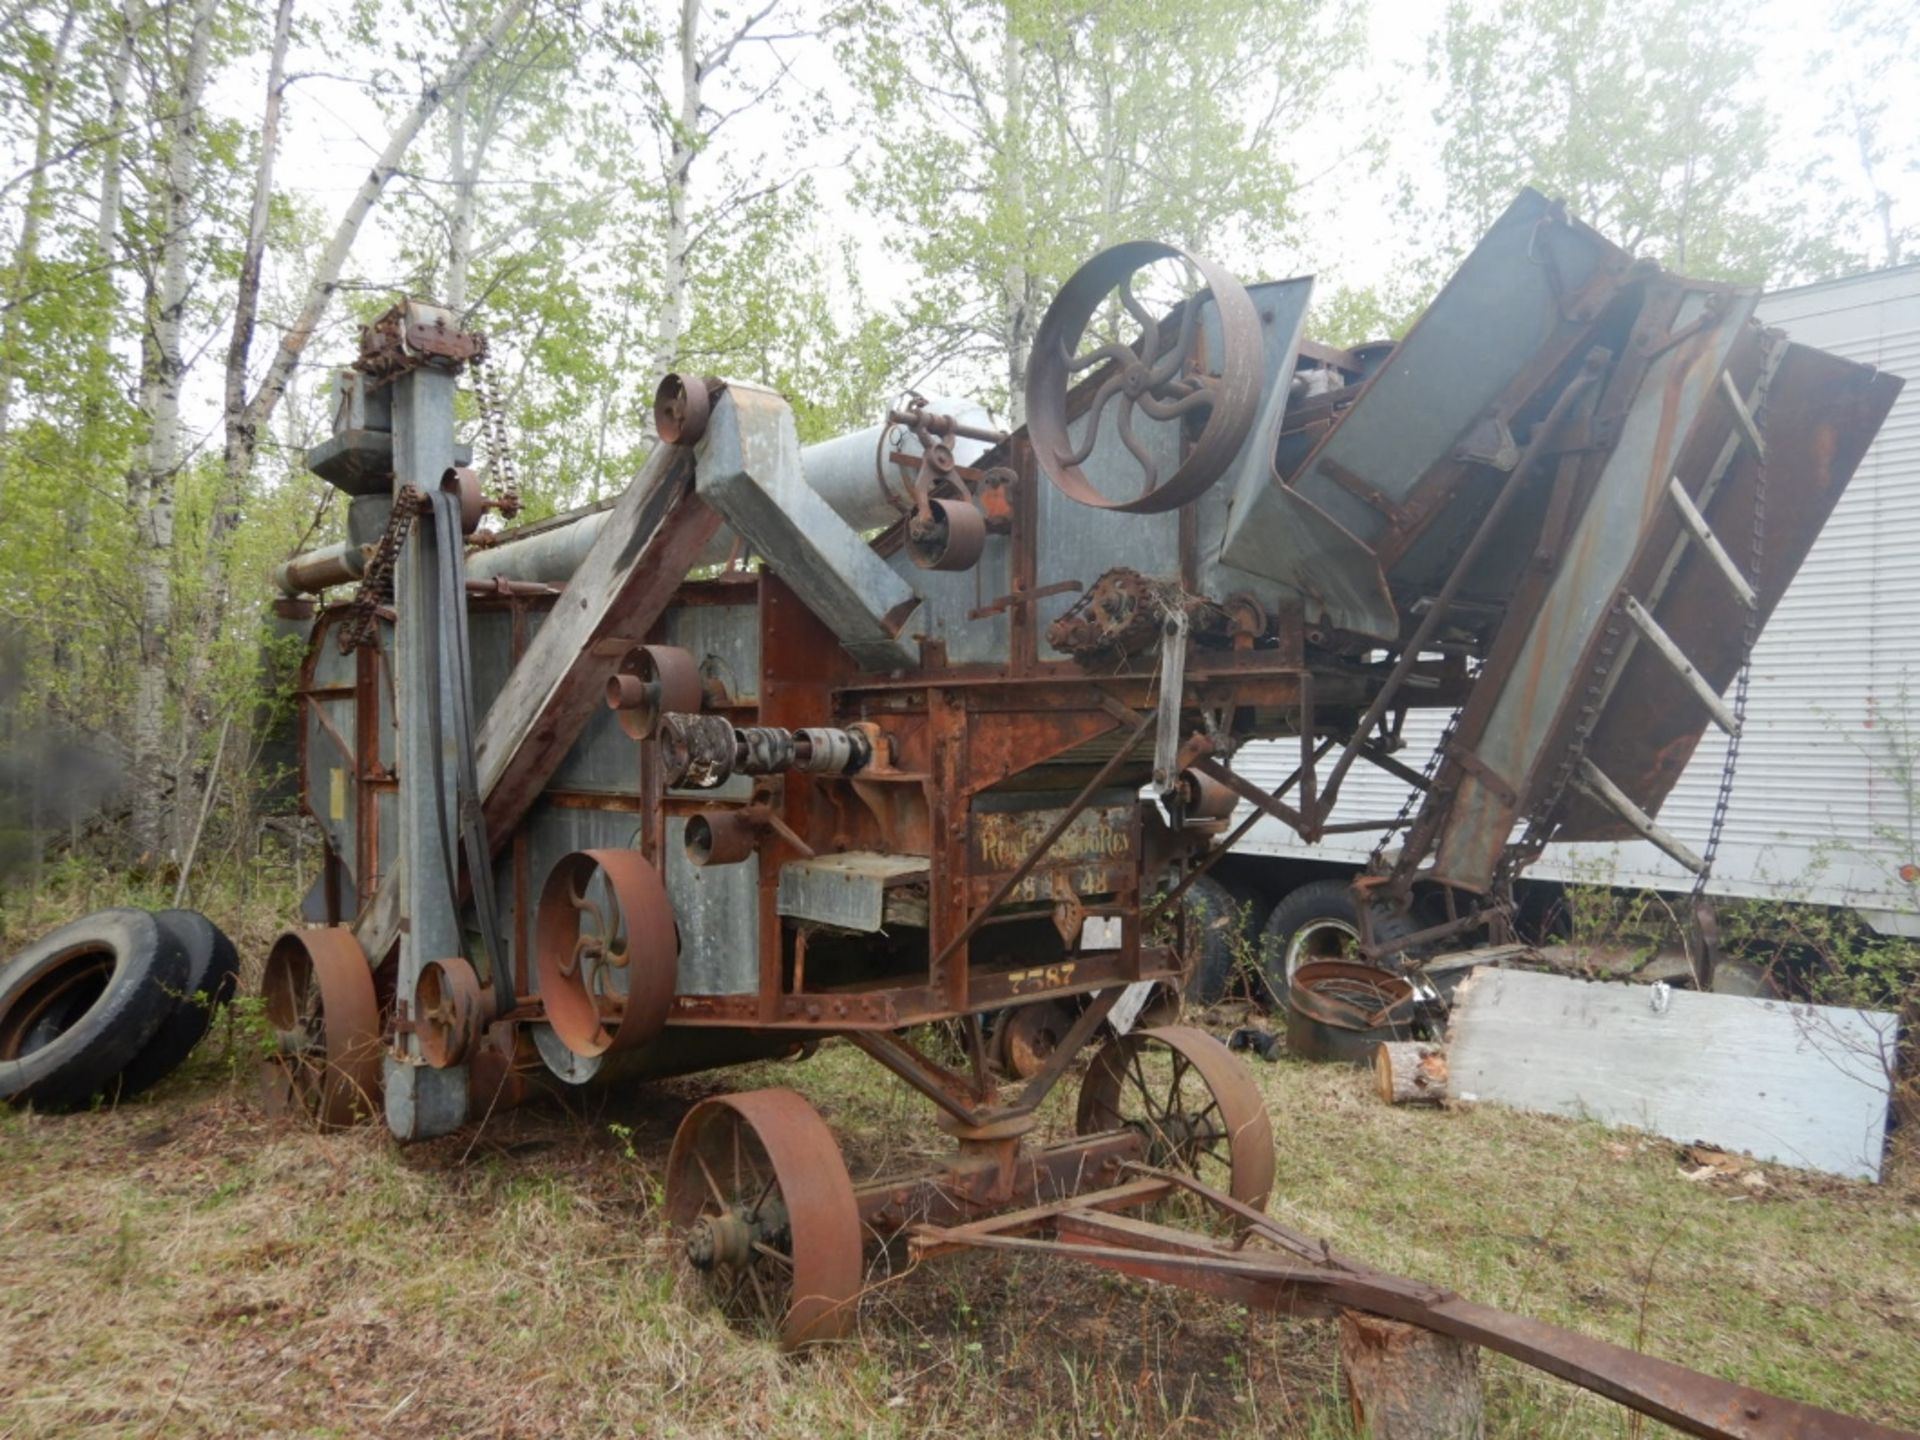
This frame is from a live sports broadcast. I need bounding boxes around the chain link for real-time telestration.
[337,485,426,653]
[1368,702,1463,873]
[471,346,520,512]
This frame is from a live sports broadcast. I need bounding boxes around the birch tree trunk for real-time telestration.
[999,12,1030,427]
[95,2,137,257]
[165,0,530,858]
[127,0,220,864]
[650,0,702,383]
[446,87,475,311]
[0,5,78,505]
[219,0,295,518]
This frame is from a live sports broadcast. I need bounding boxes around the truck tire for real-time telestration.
[0,909,188,1110]
[114,910,242,1099]
[1180,873,1253,1005]
[1256,879,1416,1012]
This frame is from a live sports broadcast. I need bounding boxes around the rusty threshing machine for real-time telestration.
[262,190,1904,1435]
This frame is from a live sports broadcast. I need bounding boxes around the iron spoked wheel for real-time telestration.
[1075,1024,1275,1210]
[665,1088,862,1350]
[258,927,382,1129]
[1024,240,1262,514]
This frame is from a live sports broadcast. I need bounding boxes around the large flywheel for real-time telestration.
[1025,241,1263,514]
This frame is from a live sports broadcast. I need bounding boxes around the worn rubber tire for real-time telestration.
[114,910,241,1099]
[0,909,188,1110]
[1256,879,1416,1013]
[1180,874,1254,1005]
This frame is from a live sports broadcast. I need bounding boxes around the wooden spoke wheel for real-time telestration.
[1075,1024,1274,1209]
[258,927,382,1128]
[665,1088,862,1349]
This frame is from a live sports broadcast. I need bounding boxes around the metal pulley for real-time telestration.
[533,849,678,1059]
[653,372,712,445]
[413,954,486,1068]
[606,644,702,740]
[1025,240,1263,514]
[684,802,816,867]
[890,395,990,571]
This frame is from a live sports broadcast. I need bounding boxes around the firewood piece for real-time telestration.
[1340,1311,1485,1439]
[1373,1041,1449,1105]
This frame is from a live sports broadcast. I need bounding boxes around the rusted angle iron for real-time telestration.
[913,1172,1914,1440]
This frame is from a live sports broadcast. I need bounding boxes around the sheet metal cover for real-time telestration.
[777,852,928,932]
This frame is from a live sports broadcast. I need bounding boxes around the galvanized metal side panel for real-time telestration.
[1033,374,1184,661]
[664,814,759,995]
[1218,190,1621,638]
[1446,967,1897,1181]
[657,600,762,703]
[887,535,1012,666]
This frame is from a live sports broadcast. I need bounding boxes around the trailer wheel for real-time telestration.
[667,1088,863,1349]
[114,909,241,1099]
[1076,1024,1275,1209]
[0,909,187,1110]
[1175,874,1254,1005]
[1256,879,1415,1012]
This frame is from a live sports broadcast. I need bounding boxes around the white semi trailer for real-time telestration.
[1220,263,1920,989]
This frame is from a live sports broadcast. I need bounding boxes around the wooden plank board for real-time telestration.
[1446,967,1898,1181]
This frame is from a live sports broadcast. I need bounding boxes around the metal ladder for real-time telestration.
[1570,355,1782,876]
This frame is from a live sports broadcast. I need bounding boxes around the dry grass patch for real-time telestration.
[0,954,1913,1437]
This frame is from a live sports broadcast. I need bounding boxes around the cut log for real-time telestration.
[1373,1041,1448,1105]
[1340,1311,1485,1440]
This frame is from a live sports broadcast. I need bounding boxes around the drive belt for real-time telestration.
[421,481,509,1009]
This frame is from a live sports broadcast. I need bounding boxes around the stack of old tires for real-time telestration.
[0,908,239,1110]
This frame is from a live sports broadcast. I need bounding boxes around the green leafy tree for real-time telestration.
[836,0,1362,422]
[1430,0,1860,285]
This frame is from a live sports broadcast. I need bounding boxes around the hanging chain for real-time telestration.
[1690,336,1783,902]
[337,485,427,653]
[336,336,523,653]
[471,344,521,517]
[1369,702,1463,873]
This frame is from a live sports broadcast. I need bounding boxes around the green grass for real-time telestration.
[0,1016,1914,1439]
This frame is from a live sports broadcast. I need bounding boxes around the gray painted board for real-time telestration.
[1446,967,1898,1181]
